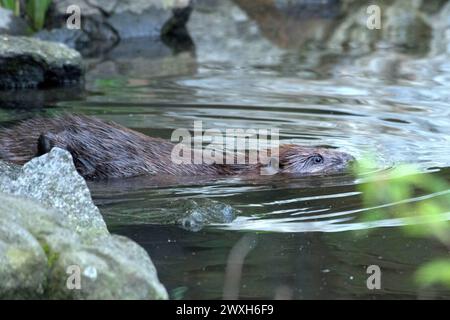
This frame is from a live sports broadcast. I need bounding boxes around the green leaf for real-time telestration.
[415,259,450,288]
[0,0,19,15]
[0,0,15,9]
[25,0,52,31]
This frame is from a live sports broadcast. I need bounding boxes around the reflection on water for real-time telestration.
[113,224,450,299]
[1,0,450,299]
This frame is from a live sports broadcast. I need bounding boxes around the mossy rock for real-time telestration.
[0,36,83,89]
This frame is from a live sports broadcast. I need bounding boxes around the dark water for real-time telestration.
[1,1,450,299]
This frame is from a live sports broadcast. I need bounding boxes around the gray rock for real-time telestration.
[0,148,107,237]
[0,160,20,181]
[188,0,283,66]
[48,235,168,299]
[272,0,340,18]
[0,36,83,89]
[107,9,172,40]
[0,219,48,299]
[327,0,431,53]
[383,2,431,52]
[112,0,189,14]
[51,0,103,17]
[430,1,450,55]
[0,193,168,299]
[0,8,28,36]
[107,0,191,39]
[35,28,91,51]
[0,149,168,299]
[41,0,192,54]
[230,0,433,54]
[36,0,119,56]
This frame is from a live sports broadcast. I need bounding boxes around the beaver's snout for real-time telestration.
[335,152,355,165]
[335,152,356,172]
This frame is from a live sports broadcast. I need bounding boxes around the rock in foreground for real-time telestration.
[0,148,107,237]
[0,148,167,299]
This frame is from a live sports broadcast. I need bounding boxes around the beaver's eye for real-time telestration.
[311,155,324,164]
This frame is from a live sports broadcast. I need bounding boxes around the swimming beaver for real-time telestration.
[0,115,354,180]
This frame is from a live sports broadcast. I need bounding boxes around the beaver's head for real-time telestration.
[274,144,355,175]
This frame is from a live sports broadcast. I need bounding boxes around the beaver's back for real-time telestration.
[0,115,233,179]
[0,116,69,164]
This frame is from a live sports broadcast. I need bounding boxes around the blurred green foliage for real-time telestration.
[355,158,450,289]
[415,260,450,288]
[0,0,19,15]
[25,0,52,31]
[0,0,52,31]
[94,78,129,89]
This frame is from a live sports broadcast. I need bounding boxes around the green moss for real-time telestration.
[6,247,35,268]
[40,242,60,268]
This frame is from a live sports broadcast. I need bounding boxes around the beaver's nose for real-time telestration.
[336,151,355,165]
[342,153,356,170]
[345,153,356,163]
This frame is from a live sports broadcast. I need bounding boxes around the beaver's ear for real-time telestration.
[260,157,280,176]
[36,133,54,157]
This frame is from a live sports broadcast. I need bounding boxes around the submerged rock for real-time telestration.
[0,148,168,299]
[0,36,83,89]
[178,199,238,232]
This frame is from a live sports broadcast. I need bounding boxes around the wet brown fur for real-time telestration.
[0,115,354,180]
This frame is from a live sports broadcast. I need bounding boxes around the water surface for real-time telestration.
[1,1,450,299]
